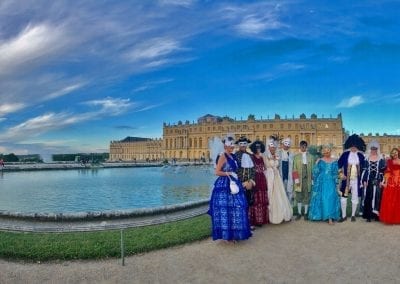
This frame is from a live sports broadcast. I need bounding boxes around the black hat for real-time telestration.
[235,136,251,146]
[344,134,366,152]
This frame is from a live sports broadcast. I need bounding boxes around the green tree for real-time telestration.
[3,153,19,162]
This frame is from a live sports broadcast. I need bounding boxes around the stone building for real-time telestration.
[109,115,400,161]
[360,133,400,156]
[163,113,345,160]
[109,136,163,161]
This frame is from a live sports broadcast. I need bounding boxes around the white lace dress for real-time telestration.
[264,155,293,224]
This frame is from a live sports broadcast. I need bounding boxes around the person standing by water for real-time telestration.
[208,134,252,242]
[379,148,400,224]
[361,140,386,222]
[308,145,340,225]
[249,140,269,228]
[234,136,256,228]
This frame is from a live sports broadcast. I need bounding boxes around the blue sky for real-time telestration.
[1,0,400,158]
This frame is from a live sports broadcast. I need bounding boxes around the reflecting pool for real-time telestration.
[0,166,215,213]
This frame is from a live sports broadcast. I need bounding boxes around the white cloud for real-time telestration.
[337,96,365,108]
[125,37,183,62]
[0,23,72,75]
[0,97,136,142]
[257,62,306,82]
[44,83,85,100]
[0,102,26,116]
[159,0,195,7]
[236,15,269,35]
[132,78,173,93]
[83,97,134,116]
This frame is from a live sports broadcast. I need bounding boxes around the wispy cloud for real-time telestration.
[257,62,306,82]
[83,97,134,116]
[235,14,285,36]
[0,103,26,116]
[0,23,73,76]
[132,78,173,93]
[127,38,181,61]
[337,96,365,108]
[0,97,136,142]
[44,83,86,100]
[159,0,195,7]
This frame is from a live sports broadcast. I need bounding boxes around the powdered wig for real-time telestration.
[365,140,381,158]
[250,140,266,153]
[320,144,333,156]
[344,134,366,152]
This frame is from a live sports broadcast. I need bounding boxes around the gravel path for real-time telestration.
[1,218,400,284]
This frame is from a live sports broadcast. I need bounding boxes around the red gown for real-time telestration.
[249,154,269,226]
[379,159,400,224]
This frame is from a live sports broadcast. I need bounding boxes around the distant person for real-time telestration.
[361,140,386,222]
[208,134,252,242]
[379,148,400,224]
[308,145,340,225]
[337,134,366,222]
[263,136,292,224]
[293,140,315,220]
[249,140,269,228]
[0,158,4,169]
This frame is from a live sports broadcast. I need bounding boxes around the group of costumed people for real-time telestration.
[208,133,400,242]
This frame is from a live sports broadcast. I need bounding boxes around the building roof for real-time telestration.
[120,136,152,142]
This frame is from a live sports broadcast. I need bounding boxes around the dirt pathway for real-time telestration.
[1,219,400,283]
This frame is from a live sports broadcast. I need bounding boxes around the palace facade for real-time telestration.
[109,136,163,161]
[109,113,347,161]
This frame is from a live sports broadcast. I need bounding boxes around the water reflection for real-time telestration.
[0,166,215,213]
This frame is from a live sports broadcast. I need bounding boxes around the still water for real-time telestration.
[0,166,215,213]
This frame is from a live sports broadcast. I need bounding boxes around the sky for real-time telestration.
[1,0,400,159]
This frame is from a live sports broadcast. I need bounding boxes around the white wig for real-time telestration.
[365,140,381,158]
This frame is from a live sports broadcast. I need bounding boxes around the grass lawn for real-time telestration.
[0,215,211,262]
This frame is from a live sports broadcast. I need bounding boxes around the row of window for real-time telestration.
[163,134,339,149]
[165,123,339,135]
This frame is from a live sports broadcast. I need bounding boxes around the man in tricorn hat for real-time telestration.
[235,136,256,219]
[338,134,366,222]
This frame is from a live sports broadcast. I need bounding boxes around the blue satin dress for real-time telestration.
[308,159,341,221]
[208,153,252,241]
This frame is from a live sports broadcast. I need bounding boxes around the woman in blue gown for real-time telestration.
[208,135,252,241]
[308,145,340,224]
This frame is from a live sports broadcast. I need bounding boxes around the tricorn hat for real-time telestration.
[235,136,251,146]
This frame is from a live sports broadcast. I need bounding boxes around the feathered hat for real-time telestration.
[222,133,235,147]
[267,135,278,148]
